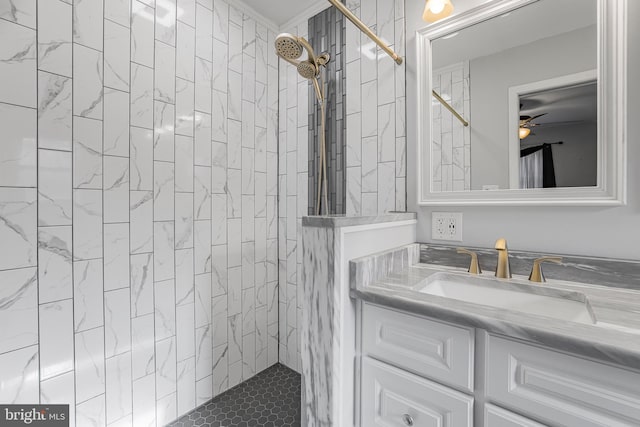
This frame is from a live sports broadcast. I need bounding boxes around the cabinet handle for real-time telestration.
[402,413,414,426]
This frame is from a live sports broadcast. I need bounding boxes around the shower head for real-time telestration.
[275,33,303,61]
[297,60,318,80]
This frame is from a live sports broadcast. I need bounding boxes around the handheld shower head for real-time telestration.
[275,33,303,61]
[297,60,318,80]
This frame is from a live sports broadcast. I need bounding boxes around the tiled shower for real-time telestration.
[0,0,406,425]
[0,0,278,425]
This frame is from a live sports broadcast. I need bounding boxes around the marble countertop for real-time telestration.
[351,260,640,368]
[302,212,416,228]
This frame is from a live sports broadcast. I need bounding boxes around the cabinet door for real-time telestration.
[484,404,547,427]
[486,335,640,427]
[362,302,474,391]
[361,356,473,427]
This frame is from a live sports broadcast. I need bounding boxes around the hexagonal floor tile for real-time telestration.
[166,364,301,426]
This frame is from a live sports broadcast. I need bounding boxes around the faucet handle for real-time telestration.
[529,256,563,283]
[457,248,482,274]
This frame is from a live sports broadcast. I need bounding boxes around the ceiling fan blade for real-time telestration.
[522,113,547,124]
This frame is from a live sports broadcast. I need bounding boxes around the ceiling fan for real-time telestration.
[519,113,546,139]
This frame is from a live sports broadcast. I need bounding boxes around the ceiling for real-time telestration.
[241,0,322,27]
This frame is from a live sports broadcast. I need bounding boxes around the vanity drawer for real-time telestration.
[486,335,640,427]
[362,302,474,391]
[361,356,473,427]
[484,404,547,427]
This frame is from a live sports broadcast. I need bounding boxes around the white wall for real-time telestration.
[468,25,596,189]
[407,0,640,260]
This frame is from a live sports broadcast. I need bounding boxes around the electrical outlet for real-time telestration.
[432,212,463,241]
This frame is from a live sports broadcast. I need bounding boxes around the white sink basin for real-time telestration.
[419,272,596,325]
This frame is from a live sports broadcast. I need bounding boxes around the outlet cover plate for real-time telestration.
[432,212,463,241]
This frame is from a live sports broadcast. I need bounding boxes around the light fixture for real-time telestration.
[423,0,454,23]
[519,127,531,139]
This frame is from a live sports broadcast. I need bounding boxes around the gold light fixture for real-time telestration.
[519,127,531,139]
[423,0,454,23]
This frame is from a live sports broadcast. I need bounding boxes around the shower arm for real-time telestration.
[326,0,403,65]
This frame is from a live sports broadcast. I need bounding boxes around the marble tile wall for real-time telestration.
[277,18,308,374]
[277,0,407,373]
[0,0,278,425]
[432,62,471,191]
[344,0,406,215]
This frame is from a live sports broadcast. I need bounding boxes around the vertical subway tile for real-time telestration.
[0,267,38,354]
[0,103,37,187]
[130,190,153,254]
[176,357,195,417]
[73,117,102,189]
[38,150,72,227]
[73,0,103,50]
[195,3,212,61]
[38,0,72,77]
[155,0,176,45]
[73,258,104,332]
[130,252,154,316]
[0,345,39,404]
[105,0,131,26]
[131,63,154,128]
[131,1,155,67]
[76,394,106,427]
[156,337,177,398]
[154,41,176,103]
[0,20,37,107]
[175,193,194,249]
[0,0,36,28]
[155,279,176,340]
[104,288,132,357]
[105,352,133,424]
[175,79,195,137]
[38,71,73,151]
[41,371,76,426]
[131,314,155,380]
[38,226,73,303]
[176,304,195,361]
[73,44,103,119]
[132,373,156,426]
[194,112,212,166]
[104,223,130,291]
[74,326,106,403]
[130,127,154,191]
[72,189,102,259]
[194,221,211,274]
[176,21,195,82]
[154,161,175,221]
[153,221,174,281]
[195,59,212,114]
[154,101,175,161]
[103,155,130,223]
[175,136,194,192]
[104,88,130,157]
[104,19,130,91]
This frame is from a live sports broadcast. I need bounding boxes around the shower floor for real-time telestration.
[166,363,301,427]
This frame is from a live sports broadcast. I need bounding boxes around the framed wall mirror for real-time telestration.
[416,0,627,205]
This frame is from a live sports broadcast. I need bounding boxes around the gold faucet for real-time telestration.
[494,238,512,278]
[457,248,482,274]
[529,256,563,283]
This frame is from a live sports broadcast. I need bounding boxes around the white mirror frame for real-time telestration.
[416,0,627,206]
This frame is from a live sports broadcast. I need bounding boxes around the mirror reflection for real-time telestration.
[518,80,597,189]
[429,0,597,192]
